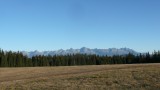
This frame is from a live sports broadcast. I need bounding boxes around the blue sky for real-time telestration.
[0,0,160,52]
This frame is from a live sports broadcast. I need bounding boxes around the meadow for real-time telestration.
[0,63,160,90]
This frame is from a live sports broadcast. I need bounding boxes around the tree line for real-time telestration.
[0,49,160,67]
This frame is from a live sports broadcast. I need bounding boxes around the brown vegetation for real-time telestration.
[0,64,160,90]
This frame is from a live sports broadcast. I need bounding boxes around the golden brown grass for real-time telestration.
[0,63,160,90]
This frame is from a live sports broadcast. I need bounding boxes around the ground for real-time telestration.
[0,63,160,90]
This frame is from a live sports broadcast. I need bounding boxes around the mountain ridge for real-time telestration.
[21,47,138,58]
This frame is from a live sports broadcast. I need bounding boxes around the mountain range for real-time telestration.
[21,47,138,58]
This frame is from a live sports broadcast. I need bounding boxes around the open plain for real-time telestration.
[0,64,160,90]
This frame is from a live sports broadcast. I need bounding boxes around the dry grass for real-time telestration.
[0,63,160,90]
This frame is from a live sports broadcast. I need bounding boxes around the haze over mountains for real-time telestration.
[21,47,138,58]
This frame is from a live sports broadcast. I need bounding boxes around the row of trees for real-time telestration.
[0,49,160,67]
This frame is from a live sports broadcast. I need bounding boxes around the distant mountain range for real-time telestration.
[21,47,139,58]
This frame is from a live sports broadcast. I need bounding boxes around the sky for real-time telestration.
[0,0,160,52]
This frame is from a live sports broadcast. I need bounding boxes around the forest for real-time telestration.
[0,49,160,67]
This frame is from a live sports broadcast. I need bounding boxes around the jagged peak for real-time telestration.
[21,47,138,57]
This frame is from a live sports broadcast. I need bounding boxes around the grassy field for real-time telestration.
[0,64,160,90]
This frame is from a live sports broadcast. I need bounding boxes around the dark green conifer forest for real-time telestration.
[0,49,160,67]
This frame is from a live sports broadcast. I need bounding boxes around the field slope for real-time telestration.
[0,64,160,90]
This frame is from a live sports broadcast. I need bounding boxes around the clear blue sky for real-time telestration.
[0,0,160,52]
